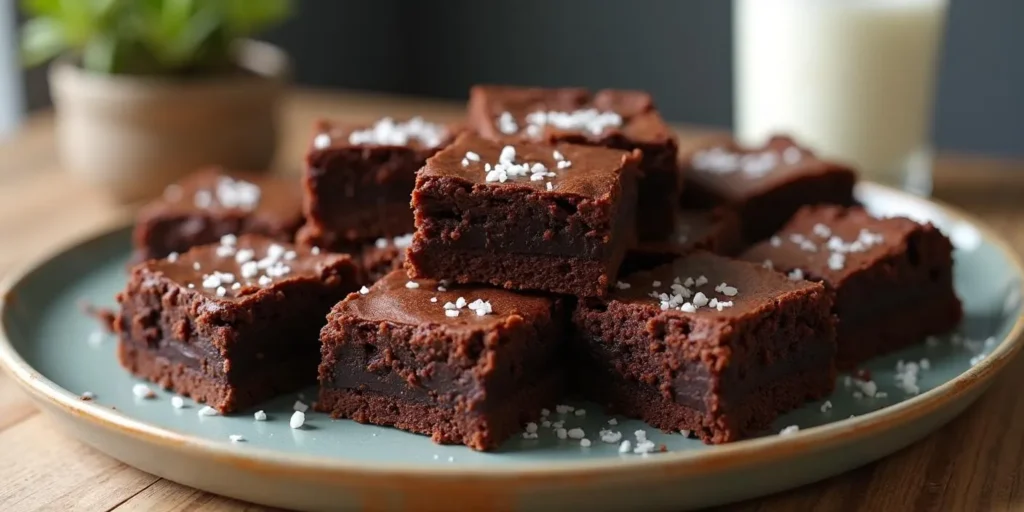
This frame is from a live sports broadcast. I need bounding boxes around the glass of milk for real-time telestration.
[733,0,948,195]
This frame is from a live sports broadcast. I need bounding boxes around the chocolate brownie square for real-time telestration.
[298,117,456,250]
[468,85,679,241]
[620,207,743,276]
[116,235,359,413]
[132,167,303,261]
[679,135,856,243]
[359,233,413,284]
[573,251,836,444]
[740,205,961,369]
[315,270,565,451]
[406,132,641,298]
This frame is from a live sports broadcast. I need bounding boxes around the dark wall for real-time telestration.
[260,0,1024,158]
[21,1,1022,157]
[935,0,1024,157]
[262,0,733,130]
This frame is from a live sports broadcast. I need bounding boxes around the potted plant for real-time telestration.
[21,0,292,202]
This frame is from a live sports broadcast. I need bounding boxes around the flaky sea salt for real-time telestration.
[714,283,738,296]
[855,379,878,398]
[691,147,781,178]
[87,330,104,348]
[132,383,155,399]
[783,146,803,165]
[599,429,623,443]
[618,440,632,454]
[524,109,622,137]
[348,117,446,148]
[313,133,332,149]
[290,411,306,429]
[467,299,493,316]
[633,440,657,455]
[828,252,846,271]
[497,112,518,134]
[214,178,261,210]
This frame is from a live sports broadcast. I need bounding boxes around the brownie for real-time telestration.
[115,235,359,413]
[620,207,743,276]
[467,85,679,241]
[406,132,641,298]
[132,167,304,261]
[315,270,564,451]
[740,205,962,369]
[298,117,457,250]
[359,233,413,284]
[678,135,857,243]
[572,251,836,444]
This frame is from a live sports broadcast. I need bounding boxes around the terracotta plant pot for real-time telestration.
[48,40,289,203]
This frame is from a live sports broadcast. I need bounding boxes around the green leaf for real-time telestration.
[21,0,63,17]
[82,32,116,72]
[20,17,67,66]
[20,0,290,75]
[222,0,290,35]
[85,0,119,17]
[158,0,194,39]
[55,0,99,45]
[176,5,225,60]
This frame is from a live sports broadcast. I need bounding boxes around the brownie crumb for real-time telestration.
[79,301,116,333]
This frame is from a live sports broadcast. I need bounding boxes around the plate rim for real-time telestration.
[1,182,1022,483]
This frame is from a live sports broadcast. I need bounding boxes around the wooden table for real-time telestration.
[1,89,1023,512]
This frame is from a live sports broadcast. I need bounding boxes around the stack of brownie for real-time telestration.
[113,84,962,451]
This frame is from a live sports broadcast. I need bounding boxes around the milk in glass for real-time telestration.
[734,0,948,194]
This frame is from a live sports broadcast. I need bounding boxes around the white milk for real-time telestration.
[734,0,947,194]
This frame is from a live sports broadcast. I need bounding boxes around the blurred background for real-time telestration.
[7,0,1024,157]
[2,4,1024,508]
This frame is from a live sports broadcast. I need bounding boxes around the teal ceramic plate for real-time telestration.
[2,183,1022,511]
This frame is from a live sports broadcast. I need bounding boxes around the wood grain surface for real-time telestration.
[0,89,1022,512]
